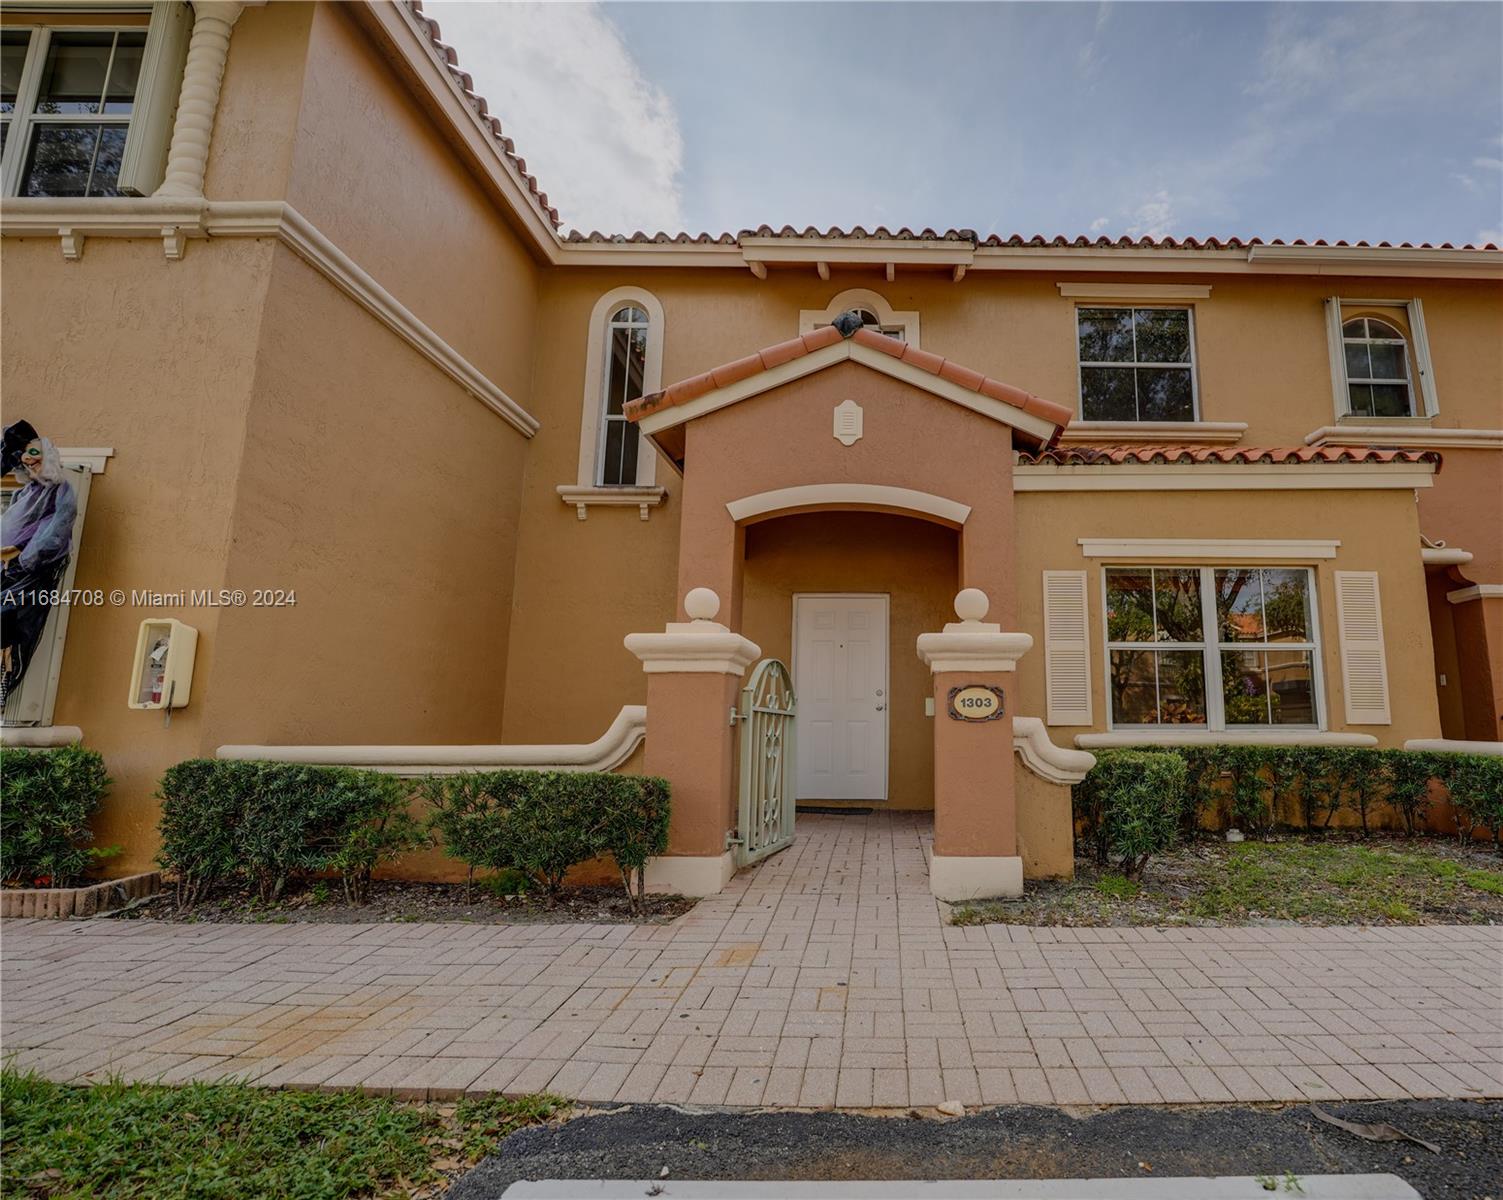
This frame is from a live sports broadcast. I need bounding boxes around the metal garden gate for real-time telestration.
[733,658,797,867]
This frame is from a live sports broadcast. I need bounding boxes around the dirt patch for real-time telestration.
[954,834,1503,927]
[111,878,696,925]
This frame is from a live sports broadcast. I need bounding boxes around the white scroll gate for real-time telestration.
[734,658,797,867]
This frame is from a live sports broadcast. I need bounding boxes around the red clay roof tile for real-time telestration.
[1018,445,1443,469]
[938,360,985,392]
[758,336,811,370]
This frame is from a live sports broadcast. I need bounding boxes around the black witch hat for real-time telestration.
[2,420,39,475]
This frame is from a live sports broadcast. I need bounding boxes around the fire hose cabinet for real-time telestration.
[128,618,197,710]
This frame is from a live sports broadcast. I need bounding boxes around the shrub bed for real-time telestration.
[157,761,425,907]
[424,769,671,912]
[0,746,115,888]
[1076,745,1503,849]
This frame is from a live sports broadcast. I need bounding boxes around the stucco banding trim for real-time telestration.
[1,726,84,748]
[1013,717,1096,785]
[1305,426,1503,451]
[726,485,971,528]
[1078,538,1341,560]
[216,706,646,776]
[1076,730,1380,748]
[1447,584,1503,604]
[1403,739,1503,756]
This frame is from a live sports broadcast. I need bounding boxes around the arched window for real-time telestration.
[799,289,919,345]
[1341,317,1415,417]
[570,287,665,499]
[598,304,649,485]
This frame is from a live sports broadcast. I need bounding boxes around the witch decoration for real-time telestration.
[1,420,78,713]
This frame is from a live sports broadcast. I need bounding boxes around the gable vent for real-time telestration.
[1043,570,1092,726]
[1335,571,1391,725]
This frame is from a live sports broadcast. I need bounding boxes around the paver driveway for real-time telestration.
[3,813,1500,1107]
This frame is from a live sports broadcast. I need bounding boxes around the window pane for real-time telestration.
[1341,318,1367,338]
[1366,340,1406,381]
[1078,308,1134,362]
[102,32,146,114]
[1136,367,1194,421]
[1215,568,1264,641]
[1158,650,1207,724]
[1081,367,1136,420]
[605,325,646,415]
[1344,342,1371,380]
[1370,383,1411,417]
[613,306,646,325]
[1266,650,1315,725]
[1222,650,1271,725]
[1153,567,1202,642]
[1105,568,1155,642]
[1,31,30,113]
[1346,383,1375,416]
[601,419,640,486]
[36,32,115,114]
[1260,569,1310,641]
[1109,649,1159,724]
[1133,308,1190,363]
[22,123,125,197]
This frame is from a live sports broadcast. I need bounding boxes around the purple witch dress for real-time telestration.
[1,457,77,699]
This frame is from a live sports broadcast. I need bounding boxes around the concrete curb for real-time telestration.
[499,1177,1420,1199]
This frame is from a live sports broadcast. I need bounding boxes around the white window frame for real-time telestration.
[1101,564,1325,734]
[1075,304,1200,423]
[799,288,920,346]
[1338,316,1417,419]
[574,286,663,489]
[0,3,189,199]
[1324,297,1439,420]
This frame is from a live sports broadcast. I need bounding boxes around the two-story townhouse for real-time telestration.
[3,1,1499,897]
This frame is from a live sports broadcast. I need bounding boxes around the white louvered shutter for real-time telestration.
[1043,570,1092,726]
[1335,571,1391,724]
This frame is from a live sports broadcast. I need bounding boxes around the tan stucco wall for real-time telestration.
[1012,487,1443,746]
[741,511,959,810]
[0,237,277,864]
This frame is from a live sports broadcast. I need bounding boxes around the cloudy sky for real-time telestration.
[425,1,1503,245]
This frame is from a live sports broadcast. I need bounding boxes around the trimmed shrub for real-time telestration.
[1441,754,1503,848]
[157,761,426,907]
[1072,750,1187,876]
[1382,749,1439,837]
[424,770,671,910]
[0,746,115,888]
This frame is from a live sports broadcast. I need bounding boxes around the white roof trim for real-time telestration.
[1015,463,1436,491]
[1078,538,1341,560]
[726,484,971,527]
[1305,425,1503,451]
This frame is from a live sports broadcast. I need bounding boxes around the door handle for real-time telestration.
[875,705,885,711]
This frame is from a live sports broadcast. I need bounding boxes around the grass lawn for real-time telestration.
[953,836,1503,927]
[0,1068,563,1200]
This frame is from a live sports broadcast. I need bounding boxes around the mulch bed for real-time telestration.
[113,879,696,925]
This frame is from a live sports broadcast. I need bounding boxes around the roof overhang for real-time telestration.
[634,336,1065,472]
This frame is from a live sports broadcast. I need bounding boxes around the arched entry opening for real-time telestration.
[741,509,961,811]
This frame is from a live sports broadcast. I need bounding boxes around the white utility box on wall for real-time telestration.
[128,618,197,710]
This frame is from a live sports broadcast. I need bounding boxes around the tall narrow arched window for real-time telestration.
[598,304,649,486]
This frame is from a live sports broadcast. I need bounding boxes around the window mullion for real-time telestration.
[1201,566,1224,731]
[2,27,48,196]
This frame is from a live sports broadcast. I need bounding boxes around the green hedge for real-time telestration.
[157,761,426,906]
[0,746,115,888]
[423,770,671,911]
[1071,749,1187,876]
[1084,745,1503,846]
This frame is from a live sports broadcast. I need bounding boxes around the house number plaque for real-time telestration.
[947,684,1005,722]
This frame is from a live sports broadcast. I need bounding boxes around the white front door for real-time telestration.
[793,594,889,801]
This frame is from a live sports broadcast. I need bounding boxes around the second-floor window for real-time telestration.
[1,26,145,197]
[1077,306,1197,422]
[598,304,649,486]
[1341,317,1415,418]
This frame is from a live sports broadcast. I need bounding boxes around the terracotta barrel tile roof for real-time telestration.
[624,323,1072,433]
[1018,445,1443,469]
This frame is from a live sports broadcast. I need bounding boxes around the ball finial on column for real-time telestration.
[954,588,989,623]
[684,587,721,622]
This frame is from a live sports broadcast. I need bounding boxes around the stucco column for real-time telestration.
[154,1,254,197]
[918,588,1032,901]
[625,587,760,897]
[1451,587,1503,742]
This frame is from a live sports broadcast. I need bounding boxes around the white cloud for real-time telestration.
[1077,2,1113,80]
[1089,215,1111,233]
[1125,191,1176,239]
[423,1,684,233]
[1474,156,1503,172]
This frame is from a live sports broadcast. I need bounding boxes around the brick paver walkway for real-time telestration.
[3,813,1500,1107]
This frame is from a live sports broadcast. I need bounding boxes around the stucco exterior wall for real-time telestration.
[1012,487,1443,746]
[0,237,277,866]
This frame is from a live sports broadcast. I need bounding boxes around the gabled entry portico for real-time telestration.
[622,318,1090,900]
